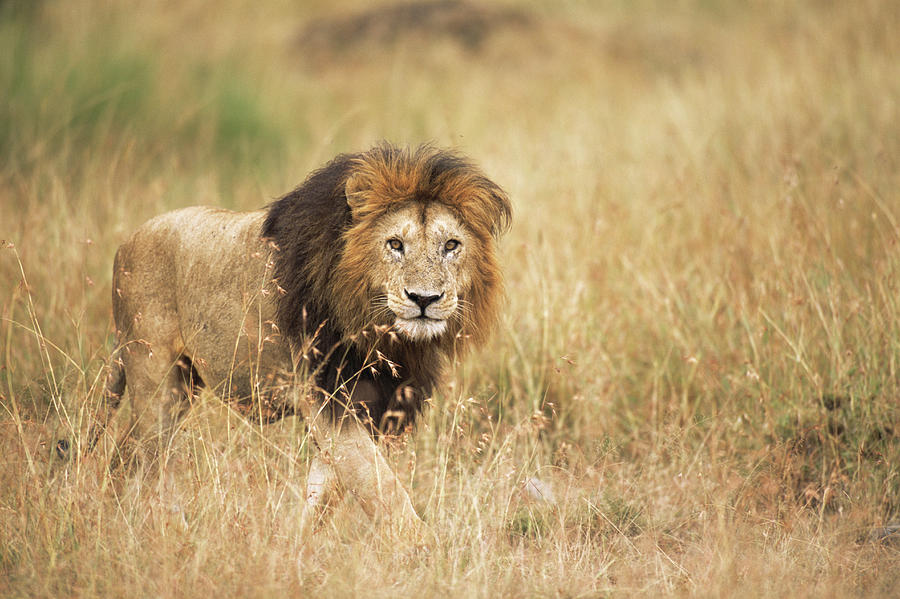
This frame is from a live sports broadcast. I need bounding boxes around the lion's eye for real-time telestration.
[444,239,460,252]
[388,238,404,252]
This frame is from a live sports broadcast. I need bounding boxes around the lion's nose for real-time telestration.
[405,290,443,314]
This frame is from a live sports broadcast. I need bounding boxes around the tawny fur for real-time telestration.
[96,143,510,530]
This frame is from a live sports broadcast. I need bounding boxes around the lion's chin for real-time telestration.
[393,317,448,341]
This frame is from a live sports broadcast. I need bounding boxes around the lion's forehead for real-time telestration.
[425,212,465,239]
[380,203,467,246]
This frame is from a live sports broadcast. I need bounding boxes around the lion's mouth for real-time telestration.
[393,315,448,341]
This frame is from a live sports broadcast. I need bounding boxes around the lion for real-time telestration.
[96,143,510,532]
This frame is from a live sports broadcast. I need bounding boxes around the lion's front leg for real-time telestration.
[299,452,339,535]
[304,384,421,534]
[327,418,419,525]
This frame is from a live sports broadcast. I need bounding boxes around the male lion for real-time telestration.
[99,143,510,531]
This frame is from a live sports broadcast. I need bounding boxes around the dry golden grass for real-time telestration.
[2,0,900,596]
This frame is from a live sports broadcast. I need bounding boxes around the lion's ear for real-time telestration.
[485,185,512,239]
[344,172,368,219]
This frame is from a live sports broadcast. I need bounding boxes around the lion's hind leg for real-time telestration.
[87,344,127,451]
[55,343,127,462]
[112,342,201,475]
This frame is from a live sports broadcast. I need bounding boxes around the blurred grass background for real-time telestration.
[2,0,900,596]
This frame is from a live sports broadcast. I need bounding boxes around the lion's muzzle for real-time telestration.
[404,289,444,316]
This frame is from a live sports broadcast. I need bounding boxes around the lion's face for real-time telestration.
[317,144,509,353]
[369,203,472,341]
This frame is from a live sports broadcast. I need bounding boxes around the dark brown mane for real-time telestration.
[261,143,510,432]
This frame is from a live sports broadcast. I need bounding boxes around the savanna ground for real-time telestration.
[2,0,900,596]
